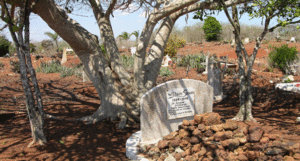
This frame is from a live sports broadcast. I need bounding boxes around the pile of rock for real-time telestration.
[139,112,300,161]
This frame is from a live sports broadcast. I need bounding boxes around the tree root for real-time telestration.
[44,113,77,121]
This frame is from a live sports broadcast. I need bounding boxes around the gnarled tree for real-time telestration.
[9,0,250,128]
[1,0,47,146]
[217,0,300,121]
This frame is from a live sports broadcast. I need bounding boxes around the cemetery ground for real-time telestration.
[0,40,300,160]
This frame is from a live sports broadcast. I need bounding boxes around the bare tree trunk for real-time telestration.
[3,0,47,146]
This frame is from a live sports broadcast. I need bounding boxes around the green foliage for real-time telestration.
[36,60,77,78]
[118,32,131,40]
[30,43,36,53]
[120,55,134,69]
[268,45,299,73]
[9,60,20,73]
[0,36,11,57]
[164,35,186,57]
[99,44,106,54]
[202,16,222,41]
[178,54,205,67]
[0,61,4,68]
[159,67,174,77]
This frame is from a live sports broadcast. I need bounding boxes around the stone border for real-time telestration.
[126,131,150,161]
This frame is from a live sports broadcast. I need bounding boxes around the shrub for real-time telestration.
[10,60,20,73]
[159,67,174,77]
[121,55,134,69]
[99,44,106,54]
[268,45,299,74]
[36,60,78,78]
[202,16,222,41]
[30,43,36,53]
[164,35,186,57]
[41,40,54,50]
[0,36,11,57]
[0,61,4,68]
[177,54,206,73]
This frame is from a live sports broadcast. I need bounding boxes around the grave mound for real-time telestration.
[139,112,300,161]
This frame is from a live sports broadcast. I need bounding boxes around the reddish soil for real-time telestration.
[0,41,300,160]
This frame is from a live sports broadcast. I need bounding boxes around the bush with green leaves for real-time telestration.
[159,67,174,77]
[0,61,4,68]
[120,55,134,69]
[0,36,11,57]
[164,35,186,57]
[268,45,299,74]
[177,54,206,73]
[202,16,222,41]
[10,60,20,73]
[30,43,36,53]
[36,60,77,78]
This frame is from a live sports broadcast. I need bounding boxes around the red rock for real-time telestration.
[174,153,181,160]
[198,124,206,131]
[189,120,195,126]
[237,154,249,161]
[184,147,192,155]
[180,151,186,158]
[194,112,221,126]
[192,144,201,152]
[248,131,263,142]
[204,130,214,137]
[170,137,181,147]
[198,146,207,156]
[284,156,294,161]
[222,121,238,130]
[238,136,248,144]
[220,139,240,151]
[294,153,300,160]
[246,151,259,160]
[157,140,169,149]
[184,155,192,161]
[180,139,189,147]
[263,133,277,140]
[179,129,190,138]
[192,129,201,136]
[260,137,269,144]
[182,119,190,126]
[190,136,201,144]
[211,124,223,132]
[163,131,178,140]
[214,131,233,141]
[188,125,196,131]
[248,126,263,133]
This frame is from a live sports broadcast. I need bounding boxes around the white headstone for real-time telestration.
[290,37,296,43]
[130,47,137,56]
[61,48,67,64]
[244,37,250,44]
[162,55,172,67]
[140,79,213,145]
[275,82,300,93]
[231,39,235,47]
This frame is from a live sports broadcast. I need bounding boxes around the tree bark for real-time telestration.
[2,0,47,146]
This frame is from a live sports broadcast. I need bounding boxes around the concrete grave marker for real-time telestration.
[61,48,67,64]
[130,47,137,56]
[290,37,296,43]
[244,37,250,44]
[140,79,213,145]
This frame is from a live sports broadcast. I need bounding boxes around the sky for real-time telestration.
[0,3,277,43]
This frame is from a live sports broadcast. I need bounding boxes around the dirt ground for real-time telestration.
[0,41,300,161]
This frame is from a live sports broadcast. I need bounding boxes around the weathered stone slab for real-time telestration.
[61,48,67,64]
[275,82,300,93]
[140,79,213,145]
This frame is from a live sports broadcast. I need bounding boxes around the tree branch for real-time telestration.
[105,0,117,18]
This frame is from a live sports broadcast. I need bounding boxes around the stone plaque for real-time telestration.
[140,79,213,145]
[167,88,195,119]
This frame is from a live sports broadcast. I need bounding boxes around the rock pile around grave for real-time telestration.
[139,112,300,161]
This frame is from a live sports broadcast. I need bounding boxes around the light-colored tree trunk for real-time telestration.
[2,0,47,146]
[16,0,250,128]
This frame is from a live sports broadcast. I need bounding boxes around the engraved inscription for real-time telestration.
[166,88,195,119]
